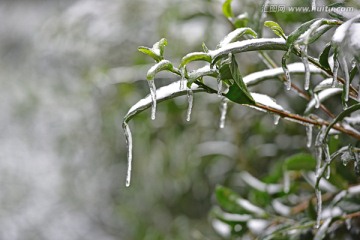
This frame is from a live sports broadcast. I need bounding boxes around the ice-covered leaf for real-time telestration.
[215,185,267,216]
[218,28,257,48]
[187,65,217,84]
[313,78,342,92]
[264,21,286,38]
[304,88,342,114]
[324,103,360,141]
[250,93,284,111]
[319,43,332,70]
[233,12,248,28]
[146,60,173,80]
[209,38,287,64]
[286,19,318,47]
[152,38,168,57]
[284,153,316,171]
[222,0,233,19]
[180,52,211,68]
[239,171,282,194]
[223,54,255,105]
[138,46,163,62]
[314,218,333,240]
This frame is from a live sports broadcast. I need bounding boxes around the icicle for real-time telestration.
[324,144,331,179]
[180,68,186,90]
[338,53,350,102]
[283,171,290,193]
[219,98,228,129]
[186,89,193,122]
[315,188,322,228]
[282,50,292,91]
[148,80,157,120]
[332,55,339,87]
[217,75,223,97]
[315,125,326,177]
[314,93,320,109]
[123,122,133,187]
[274,115,280,125]
[300,45,311,90]
[306,125,313,148]
[346,218,352,230]
[325,165,331,179]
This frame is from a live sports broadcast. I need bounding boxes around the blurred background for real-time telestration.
[1,0,359,239]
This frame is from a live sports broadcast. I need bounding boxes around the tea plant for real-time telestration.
[124,0,360,239]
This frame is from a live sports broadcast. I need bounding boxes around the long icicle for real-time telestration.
[186,88,193,122]
[148,79,157,120]
[300,45,311,90]
[332,53,339,87]
[123,122,133,187]
[338,52,350,102]
[315,188,322,228]
[306,125,313,148]
[282,50,292,90]
[219,97,228,128]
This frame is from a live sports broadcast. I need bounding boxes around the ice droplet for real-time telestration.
[148,79,157,120]
[300,45,311,90]
[274,115,280,125]
[306,125,313,148]
[332,56,339,87]
[123,122,133,187]
[315,188,322,228]
[219,98,228,129]
[186,89,193,122]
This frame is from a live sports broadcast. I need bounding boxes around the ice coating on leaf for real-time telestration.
[188,65,217,82]
[148,80,157,120]
[124,80,201,123]
[314,78,341,92]
[306,125,313,148]
[315,188,322,229]
[186,89,193,122]
[338,53,350,102]
[304,88,342,114]
[209,38,287,63]
[314,217,331,238]
[272,199,291,216]
[236,198,266,216]
[218,28,257,48]
[239,171,282,194]
[244,62,322,87]
[299,45,311,90]
[251,93,284,111]
[219,98,228,128]
[273,115,280,125]
[123,122,133,187]
[146,60,173,80]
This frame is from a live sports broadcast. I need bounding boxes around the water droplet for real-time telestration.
[148,80,157,120]
[219,98,228,129]
[274,115,280,125]
[315,188,322,229]
[306,125,313,148]
[123,122,133,187]
[186,89,193,122]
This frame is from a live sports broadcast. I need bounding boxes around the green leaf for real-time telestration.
[138,46,162,62]
[179,52,211,68]
[319,43,332,70]
[284,153,316,171]
[264,21,286,38]
[286,19,318,47]
[222,0,233,19]
[152,38,168,57]
[328,3,348,21]
[233,13,248,28]
[146,60,173,80]
[225,54,255,105]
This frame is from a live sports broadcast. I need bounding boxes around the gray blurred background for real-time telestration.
[2,0,358,239]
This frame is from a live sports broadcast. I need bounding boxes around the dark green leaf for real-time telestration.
[225,54,255,105]
[222,0,233,19]
[319,43,332,70]
[307,199,317,220]
[284,153,316,171]
[215,185,247,214]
